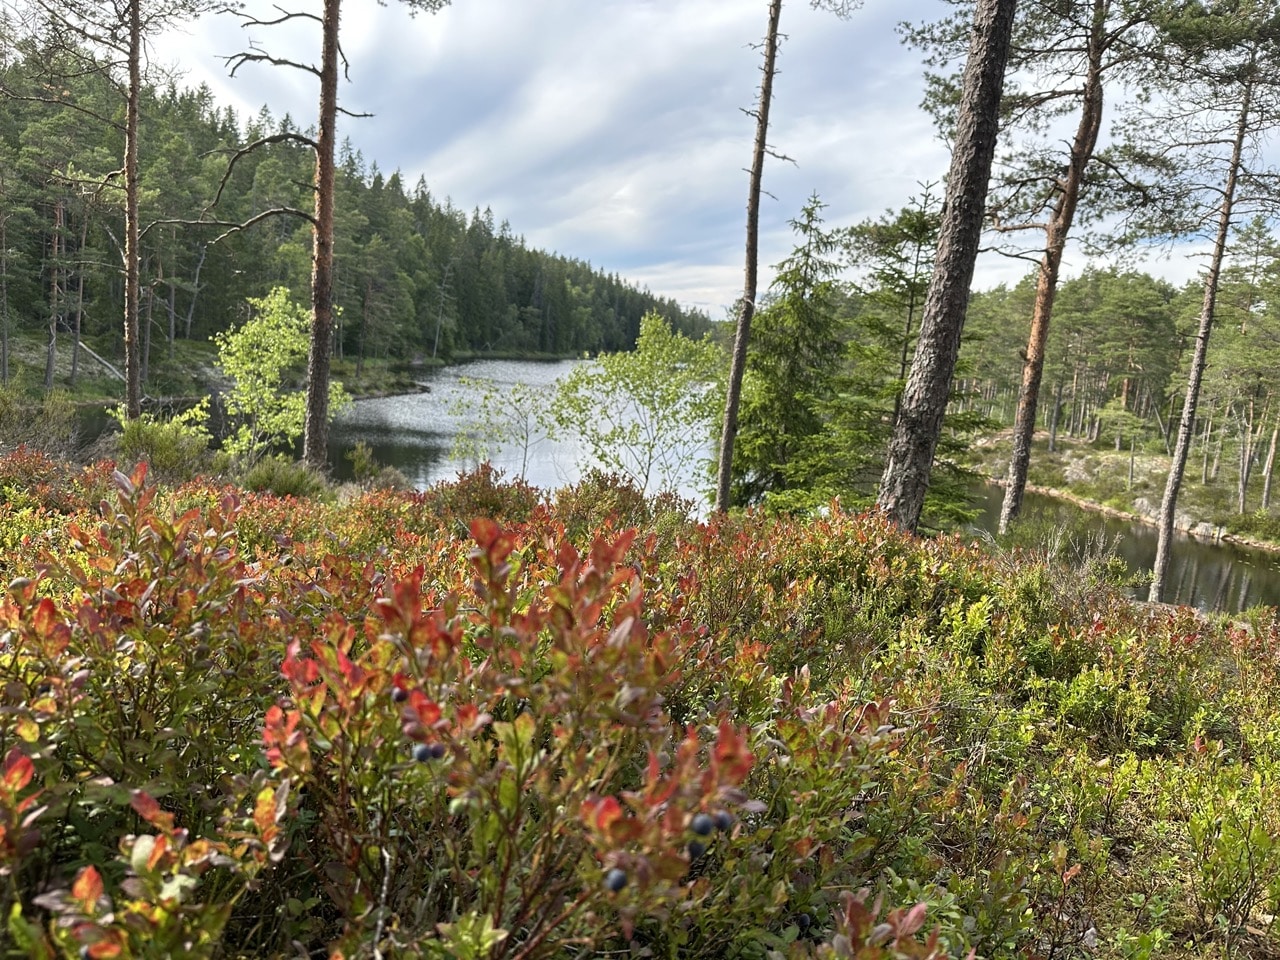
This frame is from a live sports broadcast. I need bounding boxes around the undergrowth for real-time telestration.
[1,455,1279,958]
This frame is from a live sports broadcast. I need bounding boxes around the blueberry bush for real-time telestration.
[2,456,1280,958]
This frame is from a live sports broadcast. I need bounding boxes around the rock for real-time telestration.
[1132,497,1158,519]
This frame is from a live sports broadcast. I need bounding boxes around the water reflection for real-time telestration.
[969,484,1280,613]
[330,359,1280,615]
[328,359,584,491]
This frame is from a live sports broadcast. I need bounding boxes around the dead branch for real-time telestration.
[206,132,319,211]
[224,48,320,78]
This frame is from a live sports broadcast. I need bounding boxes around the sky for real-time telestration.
[157,0,1201,317]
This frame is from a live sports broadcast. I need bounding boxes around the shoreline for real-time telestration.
[983,475,1280,556]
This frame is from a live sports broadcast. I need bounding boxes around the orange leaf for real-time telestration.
[71,865,104,913]
[585,796,623,834]
[130,790,174,833]
[2,748,33,793]
[30,598,60,638]
[148,834,170,873]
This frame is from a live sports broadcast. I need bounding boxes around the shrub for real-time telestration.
[112,399,213,481]
[8,457,1280,958]
[239,454,331,499]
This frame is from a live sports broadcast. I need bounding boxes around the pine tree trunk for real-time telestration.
[302,0,342,469]
[123,0,142,419]
[1000,0,1105,533]
[878,0,1017,532]
[1238,397,1255,514]
[1150,78,1253,602]
[1048,379,1063,452]
[45,199,63,391]
[71,215,88,386]
[715,0,783,514]
[1198,399,1208,483]
[142,283,154,388]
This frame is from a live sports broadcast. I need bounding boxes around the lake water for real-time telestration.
[329,359,1280,614]
[329,359,585,491]
[968,484,1280,614]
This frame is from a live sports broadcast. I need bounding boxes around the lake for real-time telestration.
[329,358,587,491]
[967,483,1280,614]
[329,359,1280,614]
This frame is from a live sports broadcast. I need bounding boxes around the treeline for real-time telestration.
[959,218,1280,515]
[0,47,709,396]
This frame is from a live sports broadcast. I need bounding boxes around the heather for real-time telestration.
[3,454,1280,958]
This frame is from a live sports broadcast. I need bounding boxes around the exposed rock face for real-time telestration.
[1132,497,1158,520]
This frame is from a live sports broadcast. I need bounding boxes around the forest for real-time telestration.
[0,46,710,400]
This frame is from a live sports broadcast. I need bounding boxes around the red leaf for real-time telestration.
[71,865,104,913]
[130,790,174,833]
[585,795,623,834]
[2,748,33,793]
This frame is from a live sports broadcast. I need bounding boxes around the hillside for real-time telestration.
[0,49,711,403]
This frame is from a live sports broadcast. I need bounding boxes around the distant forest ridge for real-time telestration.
[0,46,713,392]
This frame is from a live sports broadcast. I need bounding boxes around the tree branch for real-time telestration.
[224,48,320,78]
[206,132,319,211]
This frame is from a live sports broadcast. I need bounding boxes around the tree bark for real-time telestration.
[998,0,1106,534]
[1262,419,1278,509]
[1150,78,1253,602]
[71,215,88,385]
[1047,379,1062,452]
[302,0,342,469]
[123,0,142,418]
[714,0,783,514]
[877,0,1018,532]
[45,198,63,392]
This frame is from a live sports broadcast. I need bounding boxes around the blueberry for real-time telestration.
[687,840,707,860]
[391,686,409,703]
[428,742,447,760]
[690,813,714,836]
[713,811,734,832]
[604,868,627,892]
[796,912,812,931]
[412,743,432,762]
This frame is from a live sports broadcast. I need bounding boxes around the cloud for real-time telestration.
[157,0,1210,316]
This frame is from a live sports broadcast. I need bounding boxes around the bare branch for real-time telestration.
[206,132,319,211]
[234,5,323,28]
[224,48,320,78]
[0,83,124,131]
[140,207,316,246]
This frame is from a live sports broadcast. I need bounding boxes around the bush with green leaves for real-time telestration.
[239,453,331,499]
[551,312,723,495]
[214,287,351,463]
[0,386,77,456]
[111,399,213,481]
[8,451,1280,958]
